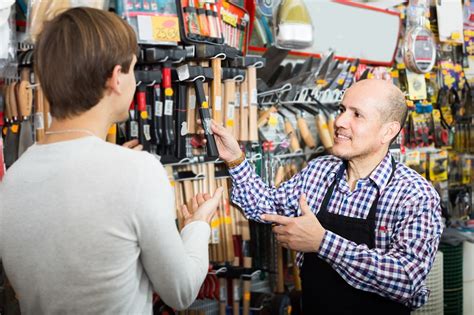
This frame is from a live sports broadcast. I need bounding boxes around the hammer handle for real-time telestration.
[211,58,223,125]
[247,67,258,142]
[284,120,301,152]
[316,114,333,149]
[328,113,335,141]
[257,106,277,128]
[297,117,316,148]
[195,79,219,157]
[8,82,18,120]
[35,86,45,141]
[239,76,249,141]
[175,83,188,159]
[224,80,236,135]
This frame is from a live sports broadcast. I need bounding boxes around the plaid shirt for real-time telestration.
[229,153,443,309]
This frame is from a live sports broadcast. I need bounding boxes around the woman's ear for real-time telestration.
[105,65,123,95]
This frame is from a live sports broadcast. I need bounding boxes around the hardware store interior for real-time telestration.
[1,0,474,314]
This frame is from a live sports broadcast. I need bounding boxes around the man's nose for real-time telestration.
[335,112,349,128]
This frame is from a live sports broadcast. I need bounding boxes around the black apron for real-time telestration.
[301,159,410,314]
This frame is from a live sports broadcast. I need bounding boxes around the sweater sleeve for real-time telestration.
[133,155,210,310]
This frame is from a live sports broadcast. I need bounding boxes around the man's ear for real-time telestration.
[381,121,400,144]
[105,65,122,95]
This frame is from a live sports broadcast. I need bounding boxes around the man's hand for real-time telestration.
[198,119,242,163]
[122,139,143,151]
[180,187,224,225]
[261,195,326,252]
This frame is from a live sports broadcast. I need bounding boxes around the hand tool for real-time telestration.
[34,86,45,142]
[279,112,301,152]
[5,82,19,167]
[0,135,4,181]
[275,0,313,49]
[176,64,219,157]
[162,65,176,156]
[106,124,117,144]
[204,2,218,38]
[232,258,241,315]
[241,256,253,315]
[127,97,139,141]
[289,250,302,315]
[257,106,278,128]
[218,270,228,315]
[239,74,249,142]
[294,102,332,150]
[271,63,293,87]
[150,81,163,149]
[17,70,34,157]
[220,177,235,262]
[291,107,316,149]
[184,0,201,36]
[342,58,360,90]
[175,83,188,160]
[257,46,289,86]
[210,54,224,126]
[43,89,51,132]
[192,45,228,127]
[186,81,197,135]
[196,0,210,37]
[230,56,266,143]
[315,113,333,150]
[222,68,245,137]
[134,72,155,152]
[248,65,258,142]
[0,90,5,179]
[234,79,241,141]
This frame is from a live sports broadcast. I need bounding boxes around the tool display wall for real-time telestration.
[1,1,474,315]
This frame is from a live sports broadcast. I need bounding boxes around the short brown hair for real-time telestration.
[35,7,138,119]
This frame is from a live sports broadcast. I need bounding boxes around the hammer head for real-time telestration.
[176,65,214,82]
[144,47,187,63]
[134,70,162,85]
[221,68,246,81]
[193,44,240,60]
[229,56,266,68]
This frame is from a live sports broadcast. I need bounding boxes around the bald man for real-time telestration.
[210,79,443,314]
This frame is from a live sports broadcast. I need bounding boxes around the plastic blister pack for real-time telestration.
[273,0,313,50]
[117,0,180,46]
[0,0,16,71]
[176,0,249,54]
[26,0,109,43]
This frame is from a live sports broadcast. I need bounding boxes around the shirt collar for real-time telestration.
[328,153,395,191]
[368,152,394,192]
[327,159,344,182]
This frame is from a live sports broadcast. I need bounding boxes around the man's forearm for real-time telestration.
[229,159,301,221]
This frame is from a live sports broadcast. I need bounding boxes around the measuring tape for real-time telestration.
[403,26,436,74]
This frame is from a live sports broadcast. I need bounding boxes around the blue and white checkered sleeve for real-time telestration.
[228,159,312,222]
[316,191,443,309]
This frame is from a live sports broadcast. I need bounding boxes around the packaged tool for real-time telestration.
[176,0,249,54]
[0,1,15,66]
[26,0,109,43]
[274,0,313,50]
[402,0,436,73]
[404,149,427,178]
[117,0,180,45]
[428,149,448,182]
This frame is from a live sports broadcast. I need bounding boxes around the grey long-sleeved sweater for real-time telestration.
[0,136,210,314]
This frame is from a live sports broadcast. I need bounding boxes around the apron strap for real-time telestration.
[319,157,397,220]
